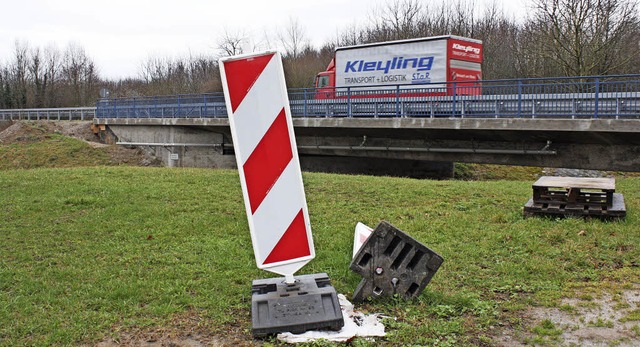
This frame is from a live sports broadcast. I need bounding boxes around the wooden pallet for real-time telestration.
[532,176,615,206]
[524,176,626,219]
[524,193,626,219]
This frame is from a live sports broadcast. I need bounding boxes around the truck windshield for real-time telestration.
[316,75,330,88]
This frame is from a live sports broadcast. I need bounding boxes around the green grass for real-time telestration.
[1,167,640,346]
[454,163,544,181]
[0,133,112,170]
[526,319,564,346]
[587,318,615,328]
[621,309,640,323]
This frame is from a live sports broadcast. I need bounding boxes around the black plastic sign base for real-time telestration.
[251,273,344,337]
[350,221,444,302]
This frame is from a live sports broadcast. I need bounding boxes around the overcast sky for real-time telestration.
[0,0,527,80]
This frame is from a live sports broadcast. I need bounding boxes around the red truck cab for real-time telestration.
[315,59,336,99]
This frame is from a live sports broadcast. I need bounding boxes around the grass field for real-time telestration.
[0,134,112,170]
[1,166,639,346]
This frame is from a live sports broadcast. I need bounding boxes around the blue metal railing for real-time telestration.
[93,74,640,119]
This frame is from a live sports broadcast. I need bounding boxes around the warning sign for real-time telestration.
[219,51,315,278]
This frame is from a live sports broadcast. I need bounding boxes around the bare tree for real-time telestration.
[278,17,310,59]
[450,0,478,37]
[0,41,104,108]
[139,53,220,95]
[282,47,330,88]
[61,43,99,106]
[371,0,424,40]
[362,0,484,42]
[43,45,61,107]
[140,56,169,84]
[530,0,640,76]
[29,47,45,107]
[217,28,248,56]
[334,24,366,46]
[473,3,522,79]
[11,40,29,108]
[62,43,87,105]
[0,67,11,108]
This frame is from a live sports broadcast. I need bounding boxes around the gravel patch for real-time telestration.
[496,287,640,346]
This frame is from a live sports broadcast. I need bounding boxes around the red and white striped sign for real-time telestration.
[219,51,315,279]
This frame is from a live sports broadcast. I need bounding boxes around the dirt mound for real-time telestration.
[0,120,12,132]
[0,120,98,143]
[0,121,43,143]
[0,120,159,167]
[57,121,99,142]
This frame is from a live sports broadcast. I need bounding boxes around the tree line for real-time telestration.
[0,42,99,109]
[1,0,639,109]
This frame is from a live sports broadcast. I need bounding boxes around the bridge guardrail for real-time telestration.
[0,107,96,121]
[94,75,640,119]
[3,75,640,120]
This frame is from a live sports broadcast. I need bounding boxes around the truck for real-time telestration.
[314,35,483,99]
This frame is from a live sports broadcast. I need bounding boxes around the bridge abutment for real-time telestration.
[104,124,236,169]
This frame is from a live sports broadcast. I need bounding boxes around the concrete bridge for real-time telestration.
[4,75,640,178]
[91,75,640,177]
[92,116,640,178]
